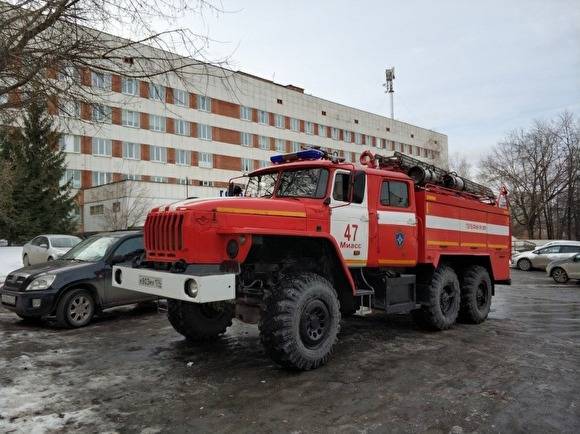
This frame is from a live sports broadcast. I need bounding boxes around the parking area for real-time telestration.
[1,270,579,433]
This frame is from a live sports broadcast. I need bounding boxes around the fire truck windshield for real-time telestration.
[245,172,278,197]
[277,168,329,198]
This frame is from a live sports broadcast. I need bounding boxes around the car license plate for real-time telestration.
[138,275,162,290]
[1,294,16,306]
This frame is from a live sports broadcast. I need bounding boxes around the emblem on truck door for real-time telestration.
[395,232,405,247]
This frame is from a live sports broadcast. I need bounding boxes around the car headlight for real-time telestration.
[26,275,56,291]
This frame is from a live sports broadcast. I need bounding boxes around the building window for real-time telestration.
[174,119,189,136]
[198,152,213,168]
[259,160,269,168]
[112,201,121,213]
[240,106,252,121]
[59,134,80,153]
[365,135,372,146]
[92,172,112,186]
[176,149,190,166]
[321,110,326,116]
[124,174,141,181]
[92,104,112,123]
[90,204,104,215]
[331,128,339,140]
[152,176,167,183]
[258,110,269,125]
[201,180,214,187]
[198,124,212,140]
[59,100,80,118]
[376,137,383,148]
[61,169,81,188]
[275,114,284,128]
[318,124,326,137]
[92,137,112,157]
[122,142,140,160]
[275,139,285,152]
[354,133,362,145]
[59,66,80,84]
[259,136,269,150]
[149,83,165,102]
[91,71,111,90]
[241,158,253,172]
[241,132,253,147]
[149,114,166,132]
[150,145,167,163]
[277,98,283,104]
[174,89,187,106]
[305,121,313,135]
[344,130,352,142]
[291,141,300,152]
[290,118,299,132]
[122,77,138,95]
[178,178,188,185]
[197,95,211,112]
[122,109,140,128]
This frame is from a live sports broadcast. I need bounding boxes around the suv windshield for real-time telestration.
[277,168,329,198]
[61,236,118,262]
[50,237,81,248]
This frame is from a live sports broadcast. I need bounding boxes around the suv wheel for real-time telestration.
[517,258,532,271]
[56,289,96,328]
[551,267,569,284]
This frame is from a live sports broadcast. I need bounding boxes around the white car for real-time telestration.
[512,241,580,271]
[22,235,82,266]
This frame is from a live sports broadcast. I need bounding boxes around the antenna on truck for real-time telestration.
[360,150,496,201]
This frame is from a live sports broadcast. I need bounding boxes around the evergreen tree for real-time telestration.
[0,101,76,243]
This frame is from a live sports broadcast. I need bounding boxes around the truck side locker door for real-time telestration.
[376,179,418,267]
[329,170,370,267]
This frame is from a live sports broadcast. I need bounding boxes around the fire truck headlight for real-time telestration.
[226,239,239,259]
[185,279,198,298]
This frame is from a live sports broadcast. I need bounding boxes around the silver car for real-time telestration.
[546,253,580,283]
[22,235,82,266]
[513,241,580,271]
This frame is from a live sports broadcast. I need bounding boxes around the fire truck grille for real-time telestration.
[144,212,184,258]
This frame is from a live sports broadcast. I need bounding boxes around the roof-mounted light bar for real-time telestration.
[270,149,324,164]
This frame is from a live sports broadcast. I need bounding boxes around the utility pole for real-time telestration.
[383,67,395,119]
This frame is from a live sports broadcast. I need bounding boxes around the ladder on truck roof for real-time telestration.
[360,150,496,202]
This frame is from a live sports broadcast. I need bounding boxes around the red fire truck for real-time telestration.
[113,149,511,370]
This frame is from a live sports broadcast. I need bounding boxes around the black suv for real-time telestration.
[0,231,157,327]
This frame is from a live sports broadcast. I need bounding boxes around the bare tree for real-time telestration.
[480,111,579,239]
[0,0,231,114]
[99,180,150,230]
[448,152,473,179]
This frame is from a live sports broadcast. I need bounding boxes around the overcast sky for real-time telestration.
[178,0,580,163]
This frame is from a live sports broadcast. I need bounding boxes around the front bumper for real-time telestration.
[0,287,58,317]
[112,265,236,303]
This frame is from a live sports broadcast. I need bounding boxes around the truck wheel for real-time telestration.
[259,273,341,370]
[56,288,96,328]
[413,266,460,330]
[458,265,492,324]
[167,300,234,341]
[517,258,532,271]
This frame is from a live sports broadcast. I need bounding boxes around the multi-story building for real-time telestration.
[50,41,447,232]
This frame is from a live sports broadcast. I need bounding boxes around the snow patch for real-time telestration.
[0,246,23,283]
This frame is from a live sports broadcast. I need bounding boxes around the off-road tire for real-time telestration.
[167,300,234,341]
[517,258,532,271]
[56,288,96,328]
[551,267,569,284]
[458,265,492,324]
[412,265,460,331]
[259,272,341,370]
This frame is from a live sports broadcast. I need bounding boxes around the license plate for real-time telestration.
[138,275,162,290]
[1,294,16,306]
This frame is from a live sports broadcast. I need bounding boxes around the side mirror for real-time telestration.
[227,183,243,197]
[110,254,125,265]
[39,243,48,249]
[323,197,331,206]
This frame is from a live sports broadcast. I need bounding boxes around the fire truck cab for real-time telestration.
[113,149,511,370]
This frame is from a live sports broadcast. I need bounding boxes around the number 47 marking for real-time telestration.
[344,224,358,241]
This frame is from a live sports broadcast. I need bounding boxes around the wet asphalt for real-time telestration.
[0,270,579,434]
